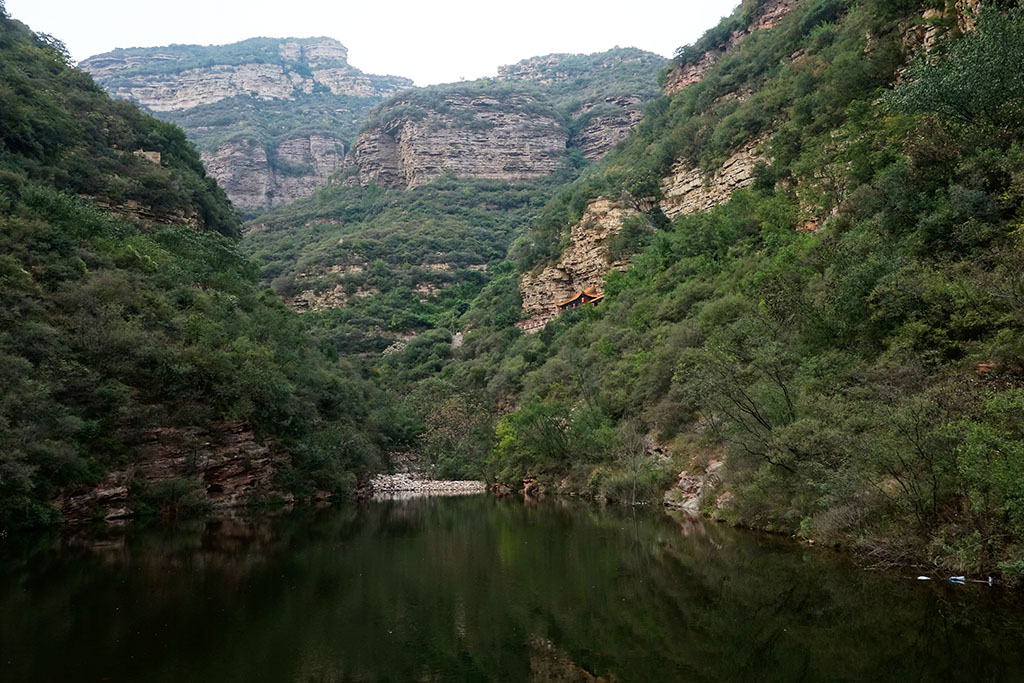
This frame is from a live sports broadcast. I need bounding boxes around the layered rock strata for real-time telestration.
[659,137,767,219]
[54,422,288,524]
[352,94,568,189]
[82,38,412,208]
[200,134,345,209]
[663,0,799,95]
[570,95,646,160]
[518,198,635,331]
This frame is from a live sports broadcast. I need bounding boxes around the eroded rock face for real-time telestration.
[201,135,346,209]
[82,38,412,209]
[570,95,645,160]
[659,137,767,219]
[82,38,395,111]
[54,422,290,524]
[353,94,568,189]
[664,0,799,95]
[519,198,635,330]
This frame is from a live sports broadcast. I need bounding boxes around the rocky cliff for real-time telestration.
[518,198,635,331]
[200,134,345,209]
[352,91,568,189]
[54,422,290,523]
[82,37,412,209]
[659,137,767,219]
[519,136,769,332]
[498,48,664,160]
[569,95,646,161]
[663,0,799,95]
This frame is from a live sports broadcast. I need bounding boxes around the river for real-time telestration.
[2,496,1023,681]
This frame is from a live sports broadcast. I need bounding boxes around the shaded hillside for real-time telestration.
[0,9,402,529]
[388,0,1024,578]
[81,37,413,211]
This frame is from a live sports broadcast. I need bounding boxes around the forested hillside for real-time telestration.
[380,0,1024,578]
[242,52,664,354]
[0,7,404,529]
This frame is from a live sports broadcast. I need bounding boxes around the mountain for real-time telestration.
[240,48,666,356]
[347,48,665,190]
[81,37,413,211]
[365,0,1024,578]
[0,11,404,528]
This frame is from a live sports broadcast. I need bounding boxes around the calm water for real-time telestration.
[3,496,1024,682]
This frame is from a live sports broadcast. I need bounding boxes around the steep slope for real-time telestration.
[395,0,1024,578]
[81,37,412,210]
[350,86,568,189]
[348,49,665,189]
[0,11,402,528]
[497,48,665,160]
[241,49,664,356]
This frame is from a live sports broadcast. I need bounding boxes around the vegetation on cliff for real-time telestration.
[0,8,402,529]
[380,0,1024,578]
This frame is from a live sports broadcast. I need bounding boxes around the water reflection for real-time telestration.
[1,497,1023,682]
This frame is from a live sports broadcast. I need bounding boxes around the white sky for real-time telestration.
[7,0,739,86]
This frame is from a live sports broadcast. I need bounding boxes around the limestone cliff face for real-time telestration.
[518,137,769,332]
[659,137,767,219]
[352,93,568,189]
[54,422,289,524]
[498,49,663,161]
[518,199,635,330]
[82,38,412,209]
[570,95,646,160]
[82,38,399,111]
[201,134,345,209]
[664,0,798,95]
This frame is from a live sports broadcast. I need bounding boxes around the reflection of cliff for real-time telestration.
[530,637,616,682]
[6,498,1019,682]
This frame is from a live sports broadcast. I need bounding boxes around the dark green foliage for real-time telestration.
[244,174,565,353]
[423,0,1024,575]
[0,13,239,237]
[0,10,389,529]
[886,7,1024,129]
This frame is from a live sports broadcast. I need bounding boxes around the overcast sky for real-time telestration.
[8,0,739,86]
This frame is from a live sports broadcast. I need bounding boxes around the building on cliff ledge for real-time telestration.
[556,287,604,311]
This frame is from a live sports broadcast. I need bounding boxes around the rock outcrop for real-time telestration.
[352,93,568,189]
[664,0,799,95]
[663,460,724,513]
[200,134,345,209]
[498,49,663,161]
[659,137,767,219]
[518,198,635,331]
[570,95,646,160]
[82,37,412,209]
[82,38,402,112]
[54,422,289,524]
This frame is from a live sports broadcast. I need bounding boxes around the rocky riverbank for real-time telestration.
[368,473,486,500]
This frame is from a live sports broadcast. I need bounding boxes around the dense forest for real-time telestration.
[4,0,1024,582]
[366,0,1024,578]
[0,5,413,529]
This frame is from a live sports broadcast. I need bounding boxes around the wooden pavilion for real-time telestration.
[556,286,604,312]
